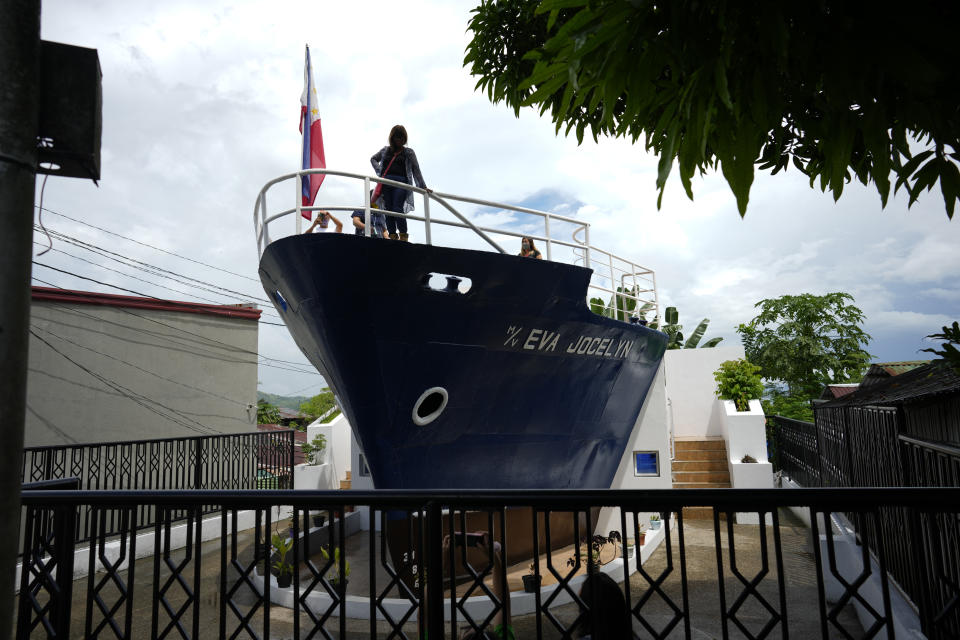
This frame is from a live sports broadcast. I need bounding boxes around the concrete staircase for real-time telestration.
[672,438,730,520]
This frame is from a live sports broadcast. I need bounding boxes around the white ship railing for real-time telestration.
[253,169,659,323]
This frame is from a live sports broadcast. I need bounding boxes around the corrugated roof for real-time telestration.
[859,360,930,388]
[818,361,960,408]
[827,384,859,399]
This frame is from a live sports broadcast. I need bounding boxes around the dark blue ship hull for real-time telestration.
[259,234,667,490]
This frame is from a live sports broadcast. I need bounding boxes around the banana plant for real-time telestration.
[649,306,722,349]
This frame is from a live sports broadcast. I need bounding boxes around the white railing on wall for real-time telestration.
[253,168,659,324]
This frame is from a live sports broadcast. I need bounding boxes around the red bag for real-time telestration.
[371,151,400,205]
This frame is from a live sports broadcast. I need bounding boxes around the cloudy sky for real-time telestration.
[36,0,959,397]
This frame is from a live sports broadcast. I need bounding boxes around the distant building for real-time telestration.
[26,287,262,447]
[859,360,930,389]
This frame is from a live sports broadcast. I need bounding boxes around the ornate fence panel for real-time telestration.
[15,487,960,640]
[773,416,822,487]
[20,430,295,544]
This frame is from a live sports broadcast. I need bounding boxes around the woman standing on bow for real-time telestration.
[370,125,429,241]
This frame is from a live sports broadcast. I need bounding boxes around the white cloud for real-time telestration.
[35,0,960,394]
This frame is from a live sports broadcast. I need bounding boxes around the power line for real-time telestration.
[29,329,219,436]
[32,239,263,310]
[33,262,288,327]
[34,225,275,307]
[36,205,260,282]
[31,276,322,376]
[31,323,249,407]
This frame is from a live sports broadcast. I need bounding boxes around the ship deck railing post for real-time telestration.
[583,224,591,276]
[608,253,616,317]
[363,177,372,237]
[544,213,552,261]
[424,193,432,245]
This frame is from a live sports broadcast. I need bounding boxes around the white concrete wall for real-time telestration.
[596,362,672,540]
[322,413,352,482]
[664,345,745,439]
[718,399,774,524]
[349,427,380,532]
[26,300,259,446]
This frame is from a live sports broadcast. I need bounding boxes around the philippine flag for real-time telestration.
[299,45,326,220]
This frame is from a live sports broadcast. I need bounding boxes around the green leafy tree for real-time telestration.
[299,391,337,422]
[737,293,872,398]
[256,400,281,425]
[465,1,960,217]
[922,321,960,373]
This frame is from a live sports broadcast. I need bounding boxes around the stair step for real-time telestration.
[671,482,732,489]
[674,439,726,452]
[672,471,731,484]
[672,460,728,472]
[345,470,352,480]
[673,449,728,462]
[339,480,352,490]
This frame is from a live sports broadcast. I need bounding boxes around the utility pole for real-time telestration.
[0,1,40,637]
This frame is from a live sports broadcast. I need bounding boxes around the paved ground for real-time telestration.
[33,508,860,638]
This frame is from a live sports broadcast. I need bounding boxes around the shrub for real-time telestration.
[714,359,764,412]
[301,433,327,466]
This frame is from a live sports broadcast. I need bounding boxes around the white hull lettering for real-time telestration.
[586,337,601,355]
[599,338,612,356]
[508,325,635,360]
[523,328,542,350]
[541,331,559,352]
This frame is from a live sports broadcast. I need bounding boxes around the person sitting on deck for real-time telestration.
[303,209,343,234]
[518,237,542,259]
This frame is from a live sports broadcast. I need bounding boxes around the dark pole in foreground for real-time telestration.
[0,1,40,638]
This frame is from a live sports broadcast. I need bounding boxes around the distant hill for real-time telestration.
[258,391,316,411]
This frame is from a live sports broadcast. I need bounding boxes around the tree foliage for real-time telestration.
[737,293,872,398]
[464,0,960,217]
[922,321,960,373]
[299,391,337,422]
[256,400,281,425]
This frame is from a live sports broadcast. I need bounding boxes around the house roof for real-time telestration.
[818,383,860,400]
[817,361,960,408]
[32,286,262,321]
[277,407,307,420]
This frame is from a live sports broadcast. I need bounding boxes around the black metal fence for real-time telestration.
[773,412,960,640]
[15,487,960,639]
[20,430,295,544]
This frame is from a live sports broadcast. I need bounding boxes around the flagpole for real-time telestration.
[296,44,308,235]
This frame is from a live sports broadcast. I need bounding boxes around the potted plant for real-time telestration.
[636,527,647,548]
[320,545,350,595]
[271,533,294,588]
[311,511,327,529]
[522,563,541,593]
[649,514,662,530]
[713,358,764,412]
[301,433,328,465]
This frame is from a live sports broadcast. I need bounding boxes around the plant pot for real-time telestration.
[331,578,348,597]
[521,574,541,593]
[637,533,647,547]
[312,514,326,529]
[277,572,293,588]
[650,519,662,530]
